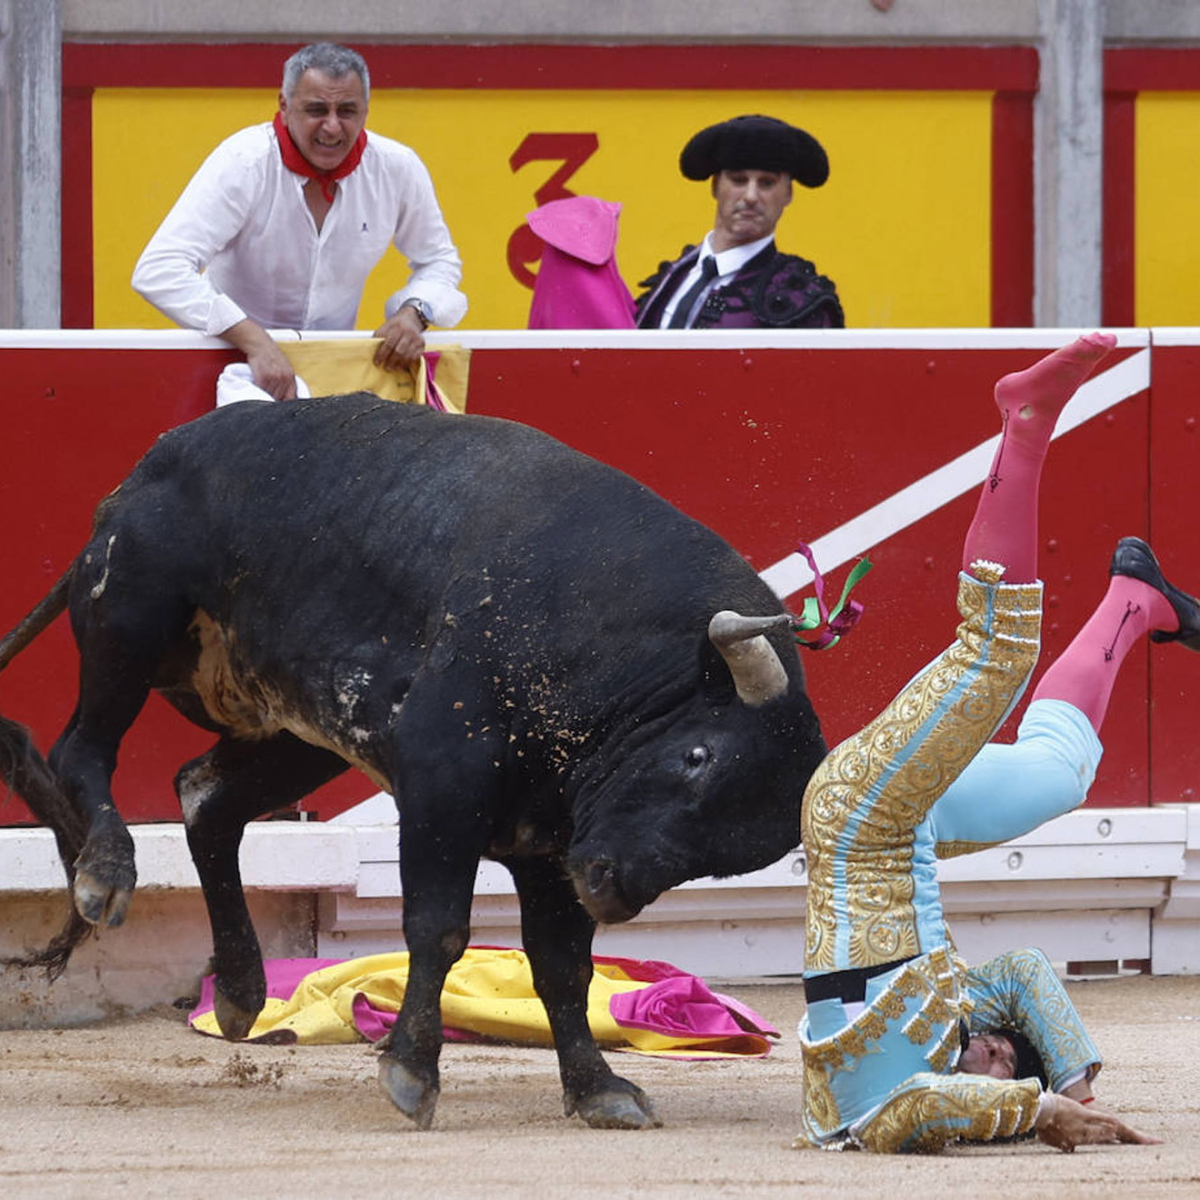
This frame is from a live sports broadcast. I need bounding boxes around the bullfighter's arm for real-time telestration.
[965,948,1101,1094]
[850,1073,1154,1153]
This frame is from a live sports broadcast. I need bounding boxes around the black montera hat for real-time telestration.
[679,115,829,187]
[995,1028,1049,1088]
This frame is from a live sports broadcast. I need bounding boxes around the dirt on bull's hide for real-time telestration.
[0,976,1196,1198]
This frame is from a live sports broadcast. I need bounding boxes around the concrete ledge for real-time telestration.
[0,821,360,893]
[0,890,315,1028]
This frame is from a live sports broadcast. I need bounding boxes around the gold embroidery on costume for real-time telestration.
[802,1053,842,1135]
[903,1014,933,1046]
[798,952,973,1145]
[795,570,1060,1154]
[851,1075,1041,1154]
[927,1042,953,1074]
[935,838,1000,859]
[802,575,1042,973]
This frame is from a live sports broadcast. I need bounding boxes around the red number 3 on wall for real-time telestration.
[506,133,600,289]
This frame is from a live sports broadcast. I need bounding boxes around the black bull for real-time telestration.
[0,395,827,1129]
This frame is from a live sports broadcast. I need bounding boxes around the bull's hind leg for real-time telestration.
[177,733,348,1040]
[506,856,660,1130]
[49,700,138,927]
[49,598,195,926]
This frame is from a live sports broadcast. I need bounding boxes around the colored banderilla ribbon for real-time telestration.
[789,542,873,650]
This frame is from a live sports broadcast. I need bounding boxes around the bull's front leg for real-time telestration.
[506,856,660,1130]
[376,810,481,1130]
[177,734,348,1041]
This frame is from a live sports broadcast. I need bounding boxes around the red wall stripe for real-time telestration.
[60,87,94,330]
[990,89,1036,326]
[1106,47,1200,92]
[1102,90,1136,328]
[63,42,1038,92]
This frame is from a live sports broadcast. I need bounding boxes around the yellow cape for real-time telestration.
[277,340,470,413]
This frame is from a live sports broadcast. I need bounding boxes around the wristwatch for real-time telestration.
[401,298,432,330]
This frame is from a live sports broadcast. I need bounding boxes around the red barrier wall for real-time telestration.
[0,331,1193,824]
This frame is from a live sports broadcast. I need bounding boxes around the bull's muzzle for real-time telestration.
[573,859,640,924]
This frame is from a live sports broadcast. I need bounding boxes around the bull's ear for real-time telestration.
[707,611,791,706]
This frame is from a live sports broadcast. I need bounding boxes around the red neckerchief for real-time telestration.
[273,111,367,204]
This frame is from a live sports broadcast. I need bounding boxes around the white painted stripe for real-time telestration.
[759,347,1152,599]
[1149,326,1200,347]
[0,327,1151,353]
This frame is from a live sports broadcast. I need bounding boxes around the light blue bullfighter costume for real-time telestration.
[796,564,1102,1154]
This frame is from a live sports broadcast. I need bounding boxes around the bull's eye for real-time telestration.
[685,745,711,768]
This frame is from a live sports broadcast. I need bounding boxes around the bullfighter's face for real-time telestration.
[710,169,794,252]
[278,68,368,173]
[957,1033,1017,1080]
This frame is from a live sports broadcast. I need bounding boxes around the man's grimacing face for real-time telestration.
[957,1032,1017,1080]
[279,68,368,172]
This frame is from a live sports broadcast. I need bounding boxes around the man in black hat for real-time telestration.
[635,114,844,330]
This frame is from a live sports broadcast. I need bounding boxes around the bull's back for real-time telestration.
[99,395,788,712]
[126,395,761,608]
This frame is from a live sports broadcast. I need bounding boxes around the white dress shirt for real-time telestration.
[656,231,774,328]
[132,122,467,336]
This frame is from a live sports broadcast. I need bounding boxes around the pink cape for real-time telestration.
[526,196,637,330]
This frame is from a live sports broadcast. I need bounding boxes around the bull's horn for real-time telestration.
[708,610,791,706]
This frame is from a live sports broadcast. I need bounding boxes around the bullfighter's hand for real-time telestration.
[1035,1092,1161,1152]
[373,307,425,372]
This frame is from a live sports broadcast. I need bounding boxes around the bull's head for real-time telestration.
[567,607,825,925]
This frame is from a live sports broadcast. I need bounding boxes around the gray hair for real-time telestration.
[282,43,370,102]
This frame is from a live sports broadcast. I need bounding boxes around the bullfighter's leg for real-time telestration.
[803,334,1116,978]
[927,538,1199,854]
[505,855,660,1130]
[963,332,1117,584]
[176,732,349,1041]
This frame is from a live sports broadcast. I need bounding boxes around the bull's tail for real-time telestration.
[0,566,96,977]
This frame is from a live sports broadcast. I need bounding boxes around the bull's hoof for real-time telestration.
[567,1088,662,1130]
[212,983,261,1042]
[378,1054,439,1130]
[72,870,132,928]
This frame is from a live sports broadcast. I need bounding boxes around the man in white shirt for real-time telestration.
[133,42,467,400]
[634,115,843,330]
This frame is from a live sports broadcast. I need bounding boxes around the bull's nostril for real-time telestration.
[585,861,611,894]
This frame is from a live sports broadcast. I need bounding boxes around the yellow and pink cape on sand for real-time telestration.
[190,946,778,1059]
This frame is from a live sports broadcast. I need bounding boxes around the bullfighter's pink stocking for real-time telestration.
[961,333,1117,585]
[1030,576,1177,732]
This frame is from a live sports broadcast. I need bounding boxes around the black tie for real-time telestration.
[667,256,718,328]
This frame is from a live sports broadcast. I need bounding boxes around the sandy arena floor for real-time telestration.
[0,974,1195,1198]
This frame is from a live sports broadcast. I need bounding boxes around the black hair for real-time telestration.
[994,1027,1049,1087]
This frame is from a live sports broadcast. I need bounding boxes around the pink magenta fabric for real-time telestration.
[526,196,636,330]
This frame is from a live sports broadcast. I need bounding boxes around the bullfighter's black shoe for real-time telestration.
[1110,536,1200,651]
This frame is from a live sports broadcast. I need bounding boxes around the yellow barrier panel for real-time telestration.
[94,87,992,330]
